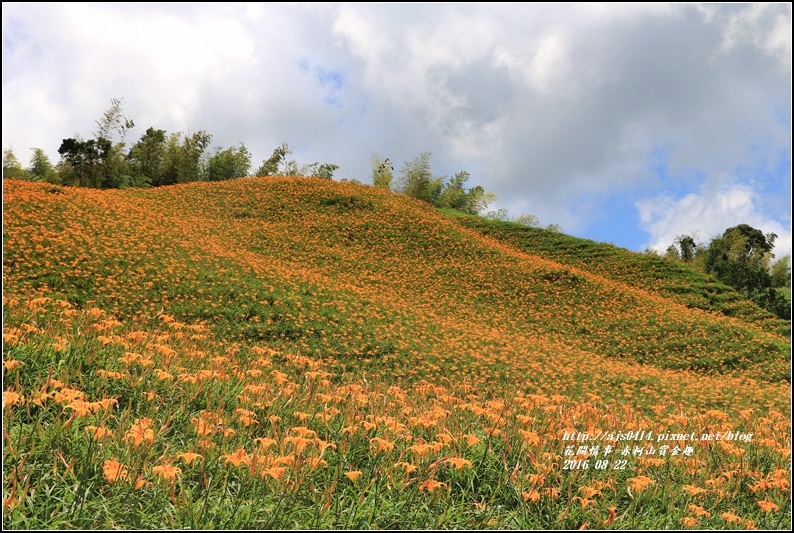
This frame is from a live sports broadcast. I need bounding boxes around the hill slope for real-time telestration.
[445,210,790,338]
[3,178,791,529]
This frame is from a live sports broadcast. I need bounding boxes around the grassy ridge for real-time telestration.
[3,178,791,529]
[444,210,790,338]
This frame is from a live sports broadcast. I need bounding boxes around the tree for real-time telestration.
[701,224,777,298]
[463,186,496,215]
[545,223,563,233]
[665,245,681,261]
[370,153,394,190]
[160,131,212,186]
[255,143,293,177]
[128,127,167,187]
[57,136,112,188]
[298,162,339,180]
[3,148,28,180]
[515,213,541,228]
[674,235,697,262]
[706,224,776,272]
[206,143,251,182]
[770,255,791,288]
[56,98,136,188]
[437,170,470,210]
[486,207,510,221]
[398,152,444,205]
[94,97,134,143]
[314,163,339,180]
[29,148,58,183]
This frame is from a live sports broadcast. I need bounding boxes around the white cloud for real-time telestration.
[719,3,792,70]
[2,3,790,252]
[637,183,792,259]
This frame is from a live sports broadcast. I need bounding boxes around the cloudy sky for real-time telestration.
[3,3,791,257]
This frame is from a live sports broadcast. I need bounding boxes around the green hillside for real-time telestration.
[3,178,790,529]
[445,210,790,338]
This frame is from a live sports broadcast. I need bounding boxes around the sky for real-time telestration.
[2,3,792,258]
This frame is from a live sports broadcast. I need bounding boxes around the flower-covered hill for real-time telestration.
[447,210,790,338]
[2,178,790,529]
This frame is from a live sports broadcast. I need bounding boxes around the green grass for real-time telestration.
[3,178,791,530]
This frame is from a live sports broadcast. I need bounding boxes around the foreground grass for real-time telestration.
[3,179,791,529]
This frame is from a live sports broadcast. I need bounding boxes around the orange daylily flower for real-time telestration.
[418,479,446,494]
[757,500,779,513]
[222,447,251,467]
[103,460,128,483]
[125,418,155,447]
[446,457,472,470]
[152,464,182,481]
[522,490,541,503]
[85,426,114,439]
[627,475,655,493]
[176,452,203,465]
[682,484,707,496]
[344,470,363,482]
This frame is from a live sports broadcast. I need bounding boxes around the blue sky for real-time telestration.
[2,3,791,258]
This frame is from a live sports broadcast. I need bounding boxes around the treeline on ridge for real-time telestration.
[2,98,499,219]
[658,225,790,320]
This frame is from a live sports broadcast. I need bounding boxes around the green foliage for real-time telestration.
[514,213,540,228]
[128,128,167,187]
[299,162,339,180]
[159,131,212,186]
[255,143,339,180]
[770,255,791,289]
[255,143,293,177]
[660,224,789,320]
[486,208,510,221]
[56,99,137,189]
[674,235,697,262]
[752,287,791,321]
[397,152,444,205]
[3,148,29,180]
[28,148,58,184]
[436,171,495,215]
[57,137,113,188]
[370,153,394,190]
[394,154,495,216]
[706,224,776,272]
[206,144,252,182]
[94,97,134,143]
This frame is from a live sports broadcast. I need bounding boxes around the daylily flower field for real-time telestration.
[3,178,790,529]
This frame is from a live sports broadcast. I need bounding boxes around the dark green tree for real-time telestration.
[57,137,112,188]
[706,224,776,272]
[702,224,787,319]
[206,144,252,181]
[674,235,698,262]
[128,127,167,187]
[437,170,470,210]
